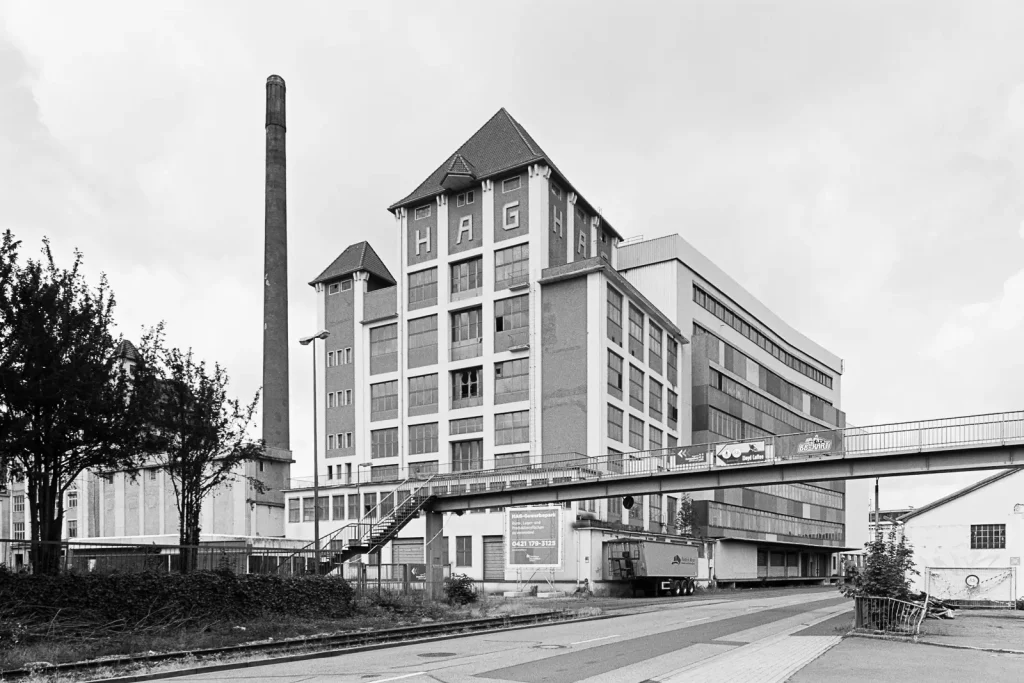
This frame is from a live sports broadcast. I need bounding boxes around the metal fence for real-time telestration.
[343,563,452,597]
[854,596,927,635]
[286,410,1024,496]
[0,538,358,576]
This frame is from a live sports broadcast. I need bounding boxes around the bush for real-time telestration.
[840,529,918,601]
[443,573,478,606]
[0,568,355,632]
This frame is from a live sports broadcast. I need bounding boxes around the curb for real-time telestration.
[847,631,1024,656]
[85,612,616,683]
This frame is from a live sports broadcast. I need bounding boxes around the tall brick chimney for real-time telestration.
[263,75,290,457]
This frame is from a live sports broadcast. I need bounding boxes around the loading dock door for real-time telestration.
[483,536,504,581]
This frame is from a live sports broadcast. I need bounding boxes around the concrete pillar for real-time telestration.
[424,510,445,600]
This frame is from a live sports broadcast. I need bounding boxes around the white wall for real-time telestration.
[902,470,1023,593]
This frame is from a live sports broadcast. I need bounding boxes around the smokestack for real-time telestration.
[263,75,289,454]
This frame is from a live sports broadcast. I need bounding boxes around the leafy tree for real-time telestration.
[840,528,918,600]
[0,231,160,574]
[674,494,699,537]
[144,335,266,573]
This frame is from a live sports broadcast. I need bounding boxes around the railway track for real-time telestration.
[0,609,603,682]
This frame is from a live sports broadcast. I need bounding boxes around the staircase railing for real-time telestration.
[272,476,437,574]
[330,475,437,553]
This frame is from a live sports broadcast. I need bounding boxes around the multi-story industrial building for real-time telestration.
[284,109,862,588]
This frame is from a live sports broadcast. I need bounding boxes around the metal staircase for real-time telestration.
[275,477,436,574]
[328,478,437,564]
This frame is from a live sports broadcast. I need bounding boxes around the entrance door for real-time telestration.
[483,536,504,581]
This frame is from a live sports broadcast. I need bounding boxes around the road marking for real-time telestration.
[374,673,426,683]
[570,634,620,645]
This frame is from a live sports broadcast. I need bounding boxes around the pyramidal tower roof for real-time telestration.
[309,241,396,287]
[388,108,554,211]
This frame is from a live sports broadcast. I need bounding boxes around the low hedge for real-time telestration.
[0,568,355,628]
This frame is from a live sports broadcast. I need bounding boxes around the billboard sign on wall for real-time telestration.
[507,506,562,569]
[775,431,843,459]
[714,440,769,466]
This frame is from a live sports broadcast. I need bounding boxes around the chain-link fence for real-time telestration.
[926,567,1018,608]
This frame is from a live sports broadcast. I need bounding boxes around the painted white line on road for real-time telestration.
[374,672,426,683]
[571,635,620,645]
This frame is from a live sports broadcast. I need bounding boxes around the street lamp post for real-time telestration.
[299,329,330,573]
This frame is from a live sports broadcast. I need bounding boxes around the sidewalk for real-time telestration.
[917,609,1024,653]
[789,609,1024,682]
[788,637,1024,682]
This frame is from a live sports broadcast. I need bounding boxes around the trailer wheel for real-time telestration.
[685,580,695,596]
[671,580,684,596]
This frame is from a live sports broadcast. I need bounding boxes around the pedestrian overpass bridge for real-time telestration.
[425,410,1024,512]
[289,410,1024,568]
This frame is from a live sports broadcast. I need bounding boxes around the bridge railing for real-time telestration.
[283,410,1024,496]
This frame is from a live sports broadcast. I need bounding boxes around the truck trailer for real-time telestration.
[605,538,700,597]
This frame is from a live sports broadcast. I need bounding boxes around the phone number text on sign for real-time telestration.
[511,540,557,548]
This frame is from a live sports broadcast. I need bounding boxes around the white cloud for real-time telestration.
[925,266,1024,359]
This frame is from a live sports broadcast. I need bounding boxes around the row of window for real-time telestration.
[693,285,833,389]
[382,360,530,416]
[326,347,353,367]
[707,502,845,542]
[8,519,77,540]
[327,433,354,450]
[327,279,353,295]
[606,404,680,452]
[607,286,678,385]
[369,411,530,459]
[409,244,530,312]
[607,351,680,429]
[695,324,835,420]
[707,407,772,442]
[327,389,353,408]
[411,178,523,222]
[747,483,844,510]
[709,369,827,434]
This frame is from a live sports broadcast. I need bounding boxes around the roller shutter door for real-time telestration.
[392,538,423,565]
[393,538,450,565]
[483,536,505,581]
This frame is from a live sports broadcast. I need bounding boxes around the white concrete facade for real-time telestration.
[901,469,1023,597]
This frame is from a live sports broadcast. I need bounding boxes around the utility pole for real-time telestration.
[874,477,881,542]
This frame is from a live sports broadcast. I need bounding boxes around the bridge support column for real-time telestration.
[424,510,445,601]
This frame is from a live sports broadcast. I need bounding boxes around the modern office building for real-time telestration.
[618,235,868,581]
[284,109,858,588]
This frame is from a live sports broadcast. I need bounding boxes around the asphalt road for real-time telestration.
[172,590,853,683]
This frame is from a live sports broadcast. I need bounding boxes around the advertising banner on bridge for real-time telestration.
[714,440,769,466]
[775,430,843,460]
[671,446,711,467]
[507,506,562,569]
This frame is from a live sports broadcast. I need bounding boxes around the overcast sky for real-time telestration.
[3,1,1022,511]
